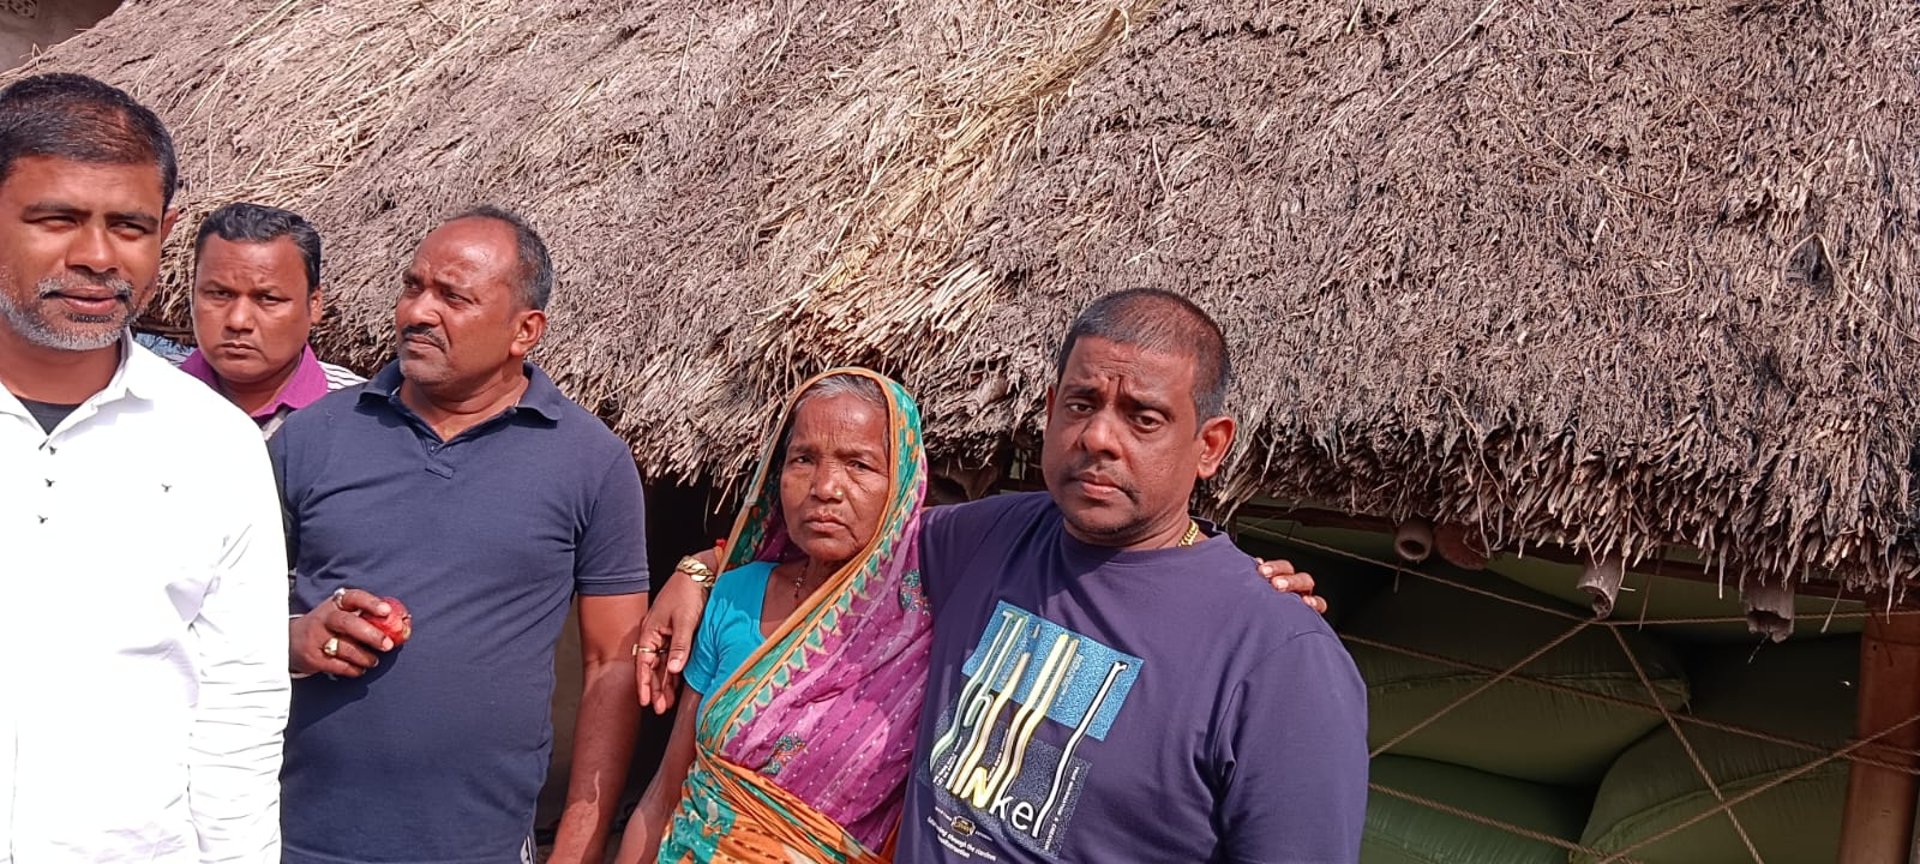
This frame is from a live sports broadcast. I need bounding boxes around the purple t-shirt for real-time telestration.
[900,492,1368,863]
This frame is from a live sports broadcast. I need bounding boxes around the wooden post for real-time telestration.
[1840,612,1920,864]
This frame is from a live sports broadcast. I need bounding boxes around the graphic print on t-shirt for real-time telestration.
[920,601,1143,860]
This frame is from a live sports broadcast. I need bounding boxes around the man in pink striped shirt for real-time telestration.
[161,202,361,436]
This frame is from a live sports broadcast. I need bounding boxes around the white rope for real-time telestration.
[1609,626,1765,863]
[1598,711,1920,862]
[1370,618,1591,758]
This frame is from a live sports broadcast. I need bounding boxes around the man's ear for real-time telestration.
[509,308,547,360]
[159,207,181,243]
[307,283,327,324]
[1043,385,1058,425]
[1195,415,1236,480]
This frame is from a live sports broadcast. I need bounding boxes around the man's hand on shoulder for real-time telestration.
[1255,558,1327,616]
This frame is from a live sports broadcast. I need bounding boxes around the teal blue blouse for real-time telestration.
[683,560,777,695]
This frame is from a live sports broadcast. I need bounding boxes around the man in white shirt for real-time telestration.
[0,73,289,863]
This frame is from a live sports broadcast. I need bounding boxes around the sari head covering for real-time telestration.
[660,367,932,864]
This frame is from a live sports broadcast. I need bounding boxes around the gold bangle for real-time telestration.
[676,555,715,586]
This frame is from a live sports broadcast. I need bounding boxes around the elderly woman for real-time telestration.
[617,368,929,864]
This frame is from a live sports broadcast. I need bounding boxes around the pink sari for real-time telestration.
[658,368,931,863]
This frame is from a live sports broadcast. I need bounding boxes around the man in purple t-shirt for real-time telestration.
[641,290,1367,862]
[897,290,1365,863]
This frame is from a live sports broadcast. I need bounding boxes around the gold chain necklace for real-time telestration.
[791,565,824,602]
[1178,520,1201,547]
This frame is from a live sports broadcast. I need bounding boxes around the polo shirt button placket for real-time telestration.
[420,435,456,479]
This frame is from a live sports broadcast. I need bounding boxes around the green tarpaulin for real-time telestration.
[1344,575,1690,784]
[1364,756,1592,864]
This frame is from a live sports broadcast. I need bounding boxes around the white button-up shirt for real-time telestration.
[0,339,289,863]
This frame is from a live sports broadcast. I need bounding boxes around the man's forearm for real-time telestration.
[547,657,643,864]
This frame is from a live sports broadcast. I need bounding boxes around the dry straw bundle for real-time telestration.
[21,0,1920,593]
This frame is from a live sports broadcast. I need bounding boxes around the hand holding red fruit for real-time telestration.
[289,587,407,678]
[361,596,413,645]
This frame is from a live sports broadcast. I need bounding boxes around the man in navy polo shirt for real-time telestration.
[270,207,648,864]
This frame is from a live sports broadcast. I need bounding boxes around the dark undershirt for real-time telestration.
[17,397,81,434]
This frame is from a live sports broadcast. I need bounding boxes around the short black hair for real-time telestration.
[194,202,323,294]
[1055,289,1234,419]
[0,73,178,209]
[448,205,553,311]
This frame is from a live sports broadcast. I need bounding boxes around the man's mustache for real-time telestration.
[37,272,134,301]
[1068,458,1137,497]
[401,324,446,350]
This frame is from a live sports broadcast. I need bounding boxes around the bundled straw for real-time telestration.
[20,0,1919,593]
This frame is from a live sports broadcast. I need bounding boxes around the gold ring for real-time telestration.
[632,645,660,656]
[322,637,340,658]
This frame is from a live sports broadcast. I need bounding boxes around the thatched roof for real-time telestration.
[21,0,1920,593]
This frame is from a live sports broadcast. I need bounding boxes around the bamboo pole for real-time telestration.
[1840,612,1920,864]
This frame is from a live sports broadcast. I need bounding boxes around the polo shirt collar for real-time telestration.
[516,364,570,421]
[362,360,567,423]
[180,344,333,420]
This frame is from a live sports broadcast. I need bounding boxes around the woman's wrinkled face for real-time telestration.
[780,390,892,569]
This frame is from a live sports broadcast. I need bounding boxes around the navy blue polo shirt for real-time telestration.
[269,362,648,864]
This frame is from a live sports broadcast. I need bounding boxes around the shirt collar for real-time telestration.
[181,344,334,422]
[0,334,155,422]
[361,360,567,423]
[115,337,165,402]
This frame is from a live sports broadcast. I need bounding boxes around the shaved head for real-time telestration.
[1054,289,1233,419]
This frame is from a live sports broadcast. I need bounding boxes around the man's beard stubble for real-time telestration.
[0,272,139,352]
